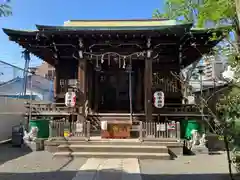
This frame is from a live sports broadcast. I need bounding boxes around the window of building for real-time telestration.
[44,70,55,80]
[48,70,53,77]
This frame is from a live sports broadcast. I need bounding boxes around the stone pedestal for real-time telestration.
[24,139,45,151]
[191,145,208,154]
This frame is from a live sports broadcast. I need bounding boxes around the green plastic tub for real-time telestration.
[29,119,50,138]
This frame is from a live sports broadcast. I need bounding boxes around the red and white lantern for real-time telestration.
[65,92,76,107]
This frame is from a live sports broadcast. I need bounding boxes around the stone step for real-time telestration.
[45,139,182,148]
[57,144,169,153]
[46,137,180,144]
[53,151,171,160]
[46,140,182,146]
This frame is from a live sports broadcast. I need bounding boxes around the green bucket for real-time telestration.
[180,120,187,138]
[184,120,201,139]
[29,119,50,138]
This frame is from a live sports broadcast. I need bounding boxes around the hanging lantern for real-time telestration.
[125,64,132,73]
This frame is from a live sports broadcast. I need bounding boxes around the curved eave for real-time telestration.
[2,30,55,65]
[2,28,38,36]
[2,25,227,68]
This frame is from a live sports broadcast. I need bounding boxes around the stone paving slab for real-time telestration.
[72,158,142,180]
[72,158,104,180]
[122,159,142,180]
[96,159,123,180]
[139,153,237,180]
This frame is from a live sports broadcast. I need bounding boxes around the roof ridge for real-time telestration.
[66,18,169,22]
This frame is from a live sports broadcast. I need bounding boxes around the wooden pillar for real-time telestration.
[78,59,87,113]
[88,64,93,111]
[94,71,99,112]
[136,67,142,111]
[144,57,152,122]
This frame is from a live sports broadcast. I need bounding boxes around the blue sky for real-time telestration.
[0,0,164,69]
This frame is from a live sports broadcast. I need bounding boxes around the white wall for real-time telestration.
[0,97,26,141]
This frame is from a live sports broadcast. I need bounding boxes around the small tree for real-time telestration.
[153,0,240,178]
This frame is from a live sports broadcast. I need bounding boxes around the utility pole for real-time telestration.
[22,50,31,95]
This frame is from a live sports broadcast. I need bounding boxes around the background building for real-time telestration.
[0,75,54,101]
[202,55,226,80]
[29,62,55,80]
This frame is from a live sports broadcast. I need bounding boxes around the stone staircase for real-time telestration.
[45,138,183,160]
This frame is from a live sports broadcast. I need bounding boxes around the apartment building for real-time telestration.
[29,62,55,80]
[202,55,226,80]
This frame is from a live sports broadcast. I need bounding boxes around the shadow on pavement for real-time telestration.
[141,173,236,180]
[0,169,236,180]
[0,143,32,165]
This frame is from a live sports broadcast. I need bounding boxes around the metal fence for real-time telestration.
[49,120,90,138]
[141,121,181,139]
[49,120,181,140]
[0,60,54,102]
[0,60,24,83]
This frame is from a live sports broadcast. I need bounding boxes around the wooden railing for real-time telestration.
[25,102,77,116]
[152,73,179,93]
[161,104,199,113]
[49,121,181,140]
[59,79,79,94]
[152,103,202,115]
[139,121,181,140]
[49,120,90,139]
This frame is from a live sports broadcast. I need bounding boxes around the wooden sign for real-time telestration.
[76,123,83,133]
[156,123,166,131]
[167,123,176,130]
[160,124,166,131]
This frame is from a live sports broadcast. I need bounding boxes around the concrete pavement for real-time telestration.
[140,153,237,180]
[0,145,237,180]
